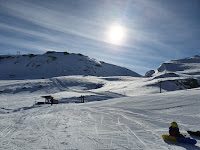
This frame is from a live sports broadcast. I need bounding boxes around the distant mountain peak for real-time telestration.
[145,55,200,77]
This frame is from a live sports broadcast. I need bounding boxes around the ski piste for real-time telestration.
[187,131,200,137]
[162,135,197,145]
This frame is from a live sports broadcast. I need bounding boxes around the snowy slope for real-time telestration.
[145,55,200,91]
[0,76,200,150]
[151,55,200,78]
[0,52,140,80]
[1,55,200,150]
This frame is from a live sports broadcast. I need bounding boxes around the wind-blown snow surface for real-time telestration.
[1,76,200,150]
[0,52,140,80]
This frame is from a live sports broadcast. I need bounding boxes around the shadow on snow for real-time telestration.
[163,140,200,150]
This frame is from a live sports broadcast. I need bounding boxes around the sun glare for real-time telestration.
[107,24,126,45]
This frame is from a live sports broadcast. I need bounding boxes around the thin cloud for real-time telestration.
[1,1,104,43]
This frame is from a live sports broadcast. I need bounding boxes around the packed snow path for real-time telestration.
[0,104,167,150]
[1,88,200,150]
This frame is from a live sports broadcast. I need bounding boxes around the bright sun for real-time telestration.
[107,24,126,45]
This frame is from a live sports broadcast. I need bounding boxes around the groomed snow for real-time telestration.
[0,76,200,150]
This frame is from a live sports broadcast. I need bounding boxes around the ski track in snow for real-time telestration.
[1,101,200,150]
[1,76,200,149]
[0,104,168,150]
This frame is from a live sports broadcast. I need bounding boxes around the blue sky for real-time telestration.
[0,0,200,75]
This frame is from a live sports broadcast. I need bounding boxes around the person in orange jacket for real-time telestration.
[169,122,185,138]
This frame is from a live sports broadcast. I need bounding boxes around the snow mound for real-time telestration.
[0,52,140,80]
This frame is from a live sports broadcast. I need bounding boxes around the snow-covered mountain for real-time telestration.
[0,51,140,80]
[148,55,200,78]
[145,55,200,91]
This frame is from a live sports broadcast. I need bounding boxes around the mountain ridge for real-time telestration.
[0,51,141,80]
[145,55,200,77]
[145,55,200,91]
